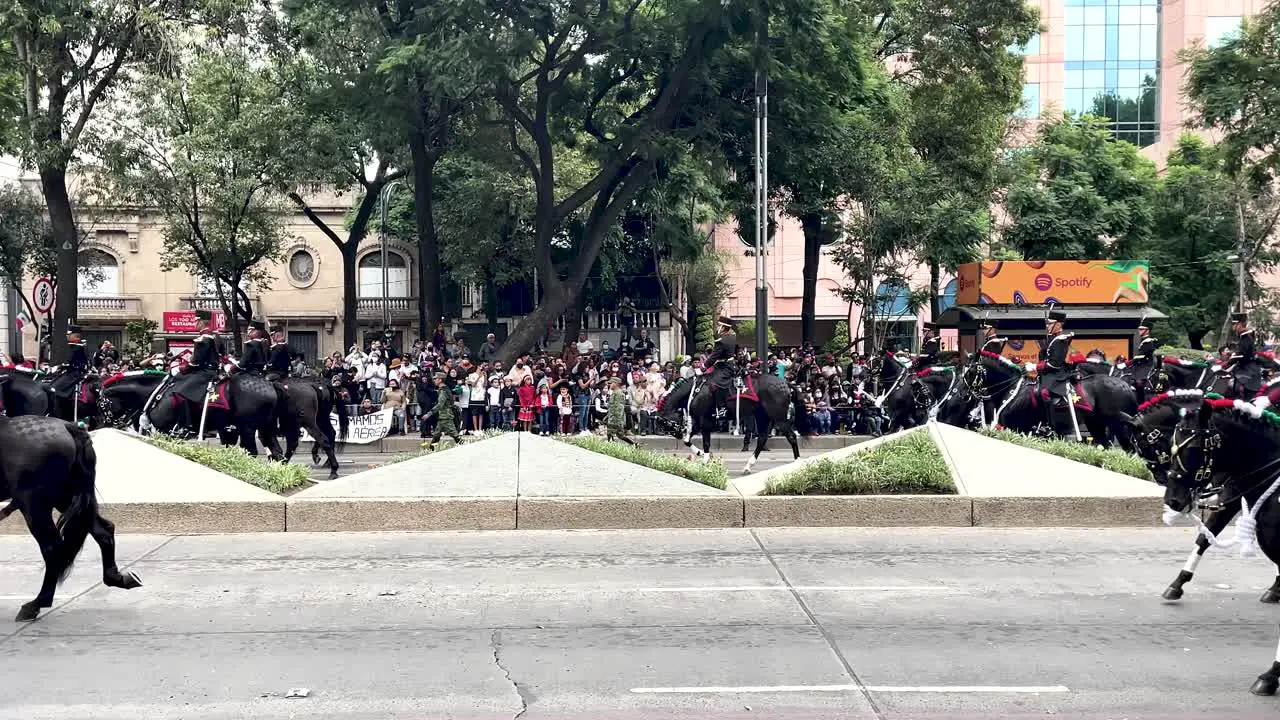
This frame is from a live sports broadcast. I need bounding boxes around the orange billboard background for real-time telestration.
[1000,337,1132,365]
[955,260,1149,305]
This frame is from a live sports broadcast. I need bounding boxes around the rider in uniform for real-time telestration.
[1222,312,1262,398]
[238,321,268,375]
[265,330,293,382]
[1034,309,1073,432]
[708,322,738,419]
[171,311,223,435]
[914,323,941,371]
[48,324,91,412]
[978,321,1007,356]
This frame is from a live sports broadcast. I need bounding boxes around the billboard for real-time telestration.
[955,260,1149,305]
[999,337,1132,366]
[162,310,227,333]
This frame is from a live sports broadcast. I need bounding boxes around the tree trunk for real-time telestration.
[928,258,941,321]
[799,211,823,346]
[1188,330,1206,351]
[563,290,584,354]
[40,163,77,364]
[341,242,359,351]
[685,303,697,355]
[408,128,443,338]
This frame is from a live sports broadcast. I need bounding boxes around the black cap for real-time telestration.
[66,323,82,334]
[249,320,267,332]
[194,310,212,322]
[1232,312,1248,324]
[923,322,940,331]
[1048,309,1067,322]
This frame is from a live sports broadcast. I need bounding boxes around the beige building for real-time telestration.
[15,184,682,362]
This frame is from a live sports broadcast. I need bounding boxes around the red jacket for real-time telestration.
[517,384,536,408]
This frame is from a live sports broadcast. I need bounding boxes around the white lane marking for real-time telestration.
[631,685,1070,694]
[632,586,955,593]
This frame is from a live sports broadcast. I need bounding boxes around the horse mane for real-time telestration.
[1136,389,1214,414]
[915,366,955,378]
[101,369,167,388]
[1203,396,1280,430]
[1162,356,1209,369]
[979,350,1022,372]
[656,374,696,412]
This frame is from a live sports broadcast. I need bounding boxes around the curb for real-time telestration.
[744,495,972,528]
[0,501,286,535]
[286,498,517,532]
[0,495,1174,533]
[516,496,744,530]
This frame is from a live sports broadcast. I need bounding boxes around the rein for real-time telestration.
[1170,418,1280,555]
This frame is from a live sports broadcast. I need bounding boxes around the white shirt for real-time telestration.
[576,339,595,355]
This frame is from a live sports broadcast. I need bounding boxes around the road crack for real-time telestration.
[490,629,531,719]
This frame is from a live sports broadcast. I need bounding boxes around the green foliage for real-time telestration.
[100,42,296,334]
[0,184,56,285]
[823,320,852,357]
[735,318,777,351]
[124,320,158,362]
[145,435,311,494]
[694,303,718,351]
[764,431,956,495]
[1002,114,1158,260]
[979,428,1153,481]
[1157,346,1214,363]
[1142,135,1241,349]
[563,434,728,490]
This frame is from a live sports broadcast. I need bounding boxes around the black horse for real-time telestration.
[1149,356,1225,395]
[1158,396,1280,696]
[1124,390,1280,604]
[0,367,52,417]
[655,363,800,474]
[0,415,142,621]
[147,373,284,459]
[274,378,349,479]
[44,371,101,427]
[870,352,916,431]
[978,353,1138,449]
[98,370,170,431]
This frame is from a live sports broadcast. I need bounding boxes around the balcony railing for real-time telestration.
[77,295,144,320]
[554,309,670,331]
[182,295,260,314]
[356,297,418,319]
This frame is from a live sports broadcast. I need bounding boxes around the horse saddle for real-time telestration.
[1036,381,1093,413]
[172,373,231,410]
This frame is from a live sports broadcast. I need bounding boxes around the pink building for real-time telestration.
[718,0,1270,352]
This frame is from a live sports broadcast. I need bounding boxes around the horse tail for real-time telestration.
[331,385,349,443]
[56,424,98,582]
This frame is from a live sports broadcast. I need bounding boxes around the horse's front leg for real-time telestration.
[1163,505,1235,601]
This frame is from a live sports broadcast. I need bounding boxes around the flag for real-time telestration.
[14,310,30,332]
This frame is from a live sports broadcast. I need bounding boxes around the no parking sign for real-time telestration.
[32,277,54,314]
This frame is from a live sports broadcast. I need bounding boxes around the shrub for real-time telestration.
[979,428,1153,481]
[145,435,311,494]
[764,431,957,495]
[563,434,729,490]
[379,429,506,466]
[1157,345,1213,362]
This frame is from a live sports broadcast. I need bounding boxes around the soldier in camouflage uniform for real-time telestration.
[606,376,634,445]
[427,372,461,448]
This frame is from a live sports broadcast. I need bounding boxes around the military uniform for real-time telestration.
[1132,333,1159,364]
[170,314,223,434]
[428,374,461,447]
[606,383,634,445]
[239,322,268,374]
[266,335,292,382]
[1036,310,1074,428]
[914,324,941,371]
[979,330,1007,357]
[708,327,738,418]
[1224,313,1262,398]
[49,324,90,405]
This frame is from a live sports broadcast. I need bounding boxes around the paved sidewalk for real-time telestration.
[0,527,1276,719]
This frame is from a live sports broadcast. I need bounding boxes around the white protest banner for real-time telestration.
[300,408,392,444]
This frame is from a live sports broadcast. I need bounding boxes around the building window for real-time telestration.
[1064,0,1160,147]
[358,252,410,298]
[77,248,119,297]
[1019,83,1041,118]
[286,248,318,288]
[939,279,958,314]
[1205,16,1243,48]
[288,330,319,364]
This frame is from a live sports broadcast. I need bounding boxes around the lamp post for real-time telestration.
[378,180,404,334]
[1228,253,1246,314]
[753,0,769,360]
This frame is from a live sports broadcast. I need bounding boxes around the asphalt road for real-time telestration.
[3,527,1280,719]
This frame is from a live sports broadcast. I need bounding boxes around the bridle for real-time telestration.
[1168,411,1280,514]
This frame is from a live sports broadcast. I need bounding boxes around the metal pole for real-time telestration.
[378,181,404,335]
[753,0,770,360]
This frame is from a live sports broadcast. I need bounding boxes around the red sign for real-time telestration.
[162,310,227,333]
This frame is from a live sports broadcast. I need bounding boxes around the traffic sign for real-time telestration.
[32,277,54,314]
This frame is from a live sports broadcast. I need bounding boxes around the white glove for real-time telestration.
[1118,362,1127,370]
[1212,364,1223,373]
[1024,362,1036,373]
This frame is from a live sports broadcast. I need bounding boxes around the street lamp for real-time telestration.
[378,180,405,334]
[753,0,769,360]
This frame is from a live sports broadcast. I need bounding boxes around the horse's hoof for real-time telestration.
[1251,676,1279,696]
[14,603,39,622]
[328,471,339,480]
[1161,586,1184,601]
[1260,589,1280,604]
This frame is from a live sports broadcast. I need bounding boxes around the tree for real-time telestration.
[1142,135,1244,350]
[1001,114,1158,260]
[3,0,201,361]
[0,40,21,154]
[735,318,776,350]
[478,0,764,363]
[0,183,54,322]
[269,1,407,350]
[99,43,295,347]
[1181,7,1280,330]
